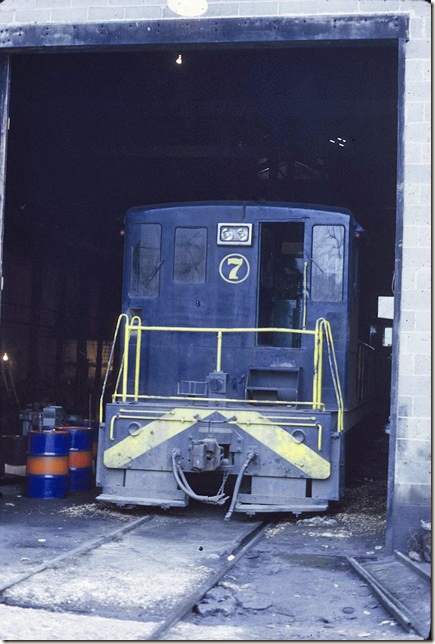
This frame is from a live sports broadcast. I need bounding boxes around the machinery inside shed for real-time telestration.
[0,43,397,489]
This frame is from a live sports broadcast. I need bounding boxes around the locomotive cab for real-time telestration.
[96,202,372,516]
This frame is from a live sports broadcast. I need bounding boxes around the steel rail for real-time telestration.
[0,514,154,596]
[393,549,431,582]
[146,520,270,641]
[346,556,413,633]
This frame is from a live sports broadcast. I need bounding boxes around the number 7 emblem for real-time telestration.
[219,254,250,284]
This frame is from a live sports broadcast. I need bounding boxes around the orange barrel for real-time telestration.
[63,426,93,491]
[26,430,70,498]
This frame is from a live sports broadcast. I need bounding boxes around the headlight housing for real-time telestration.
[217,223,252,246]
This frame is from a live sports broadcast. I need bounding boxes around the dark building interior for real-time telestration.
[0,43,397,425]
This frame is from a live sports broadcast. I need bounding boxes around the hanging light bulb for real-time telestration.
[2,352,9,362]
[176,53,183,65]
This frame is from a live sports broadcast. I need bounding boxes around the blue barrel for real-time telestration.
[69,466,93,491]
[73,419,97,428]
[26,430,70,499]
[28,430,70,455]
[70,420,98,458]
[64,426,93,451]
[59,426,93,492]
[26,474,69,499]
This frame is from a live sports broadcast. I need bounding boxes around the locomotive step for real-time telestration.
[235,501,329,514]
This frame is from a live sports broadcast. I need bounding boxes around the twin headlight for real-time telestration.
[217,223,253,246]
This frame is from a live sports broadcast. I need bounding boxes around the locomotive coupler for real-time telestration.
[190,438,223,471]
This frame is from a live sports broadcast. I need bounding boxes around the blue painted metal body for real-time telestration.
[121,202,361,415]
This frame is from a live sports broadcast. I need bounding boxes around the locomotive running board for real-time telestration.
[96,493,188,509]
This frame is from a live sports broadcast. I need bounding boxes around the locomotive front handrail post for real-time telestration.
[312,324,318,408]
[110,414,117,440]
[122,319,130,402]
[112,352,125,403]
[303,261,308,330]
[312,321,323,411]
[99,312,128,423]
[317,424,322,451]
[317,324,324,407]
[131,316,142,402]
[316,318,344,431]
[325,319,344,431]
[216,331,223,371]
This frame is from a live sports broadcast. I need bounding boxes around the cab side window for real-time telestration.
[174,227,207,283]
[130,223,162,298]
[311,225,345,302]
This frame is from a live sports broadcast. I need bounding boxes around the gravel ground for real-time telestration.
[0,604,159,640]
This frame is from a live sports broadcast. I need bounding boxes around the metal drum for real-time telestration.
[74,419,98,459]
[64,426,93,491]
[26,430,70,499]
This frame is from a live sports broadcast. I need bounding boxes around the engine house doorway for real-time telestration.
[0,17,403,540]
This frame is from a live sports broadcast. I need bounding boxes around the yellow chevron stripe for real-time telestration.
[219,410,330,479]
[104,408,212,468]
[104,407,330,478]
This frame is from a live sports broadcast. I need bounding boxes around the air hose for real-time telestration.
[224,449,256,522]
[171,449,229,506]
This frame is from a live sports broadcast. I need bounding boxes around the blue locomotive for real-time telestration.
[96,202,373,517]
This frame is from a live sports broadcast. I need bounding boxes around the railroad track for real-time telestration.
[146,520,268,640]
[0,508,427,640]
[0,509,271,639]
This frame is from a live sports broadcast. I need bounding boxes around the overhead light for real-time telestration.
[2,352,8,362]
[217,223,253,246]
[167,0,208,17]
[176,53,183,65]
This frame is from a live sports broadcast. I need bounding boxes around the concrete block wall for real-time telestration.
[392,0,431,553]
[1,0,431,550]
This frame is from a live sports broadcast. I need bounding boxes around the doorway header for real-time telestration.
[0,14,408,53]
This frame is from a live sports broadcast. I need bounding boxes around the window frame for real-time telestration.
[310,224,346,303]
[129,222,162,299]
[173,226,208,285]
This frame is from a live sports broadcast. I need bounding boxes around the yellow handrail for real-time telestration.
[104,315,344,432]
[127,325,315,333]
[131,315,142,401]
[315,318,344,432]
[112,392,325,408]
[216,331,223,372]
[303,261,308,330]
[99,313,128,423]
